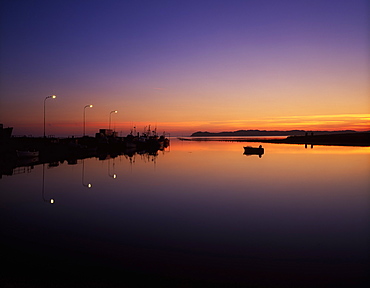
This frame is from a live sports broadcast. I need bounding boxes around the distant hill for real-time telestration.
[190,130,359,137]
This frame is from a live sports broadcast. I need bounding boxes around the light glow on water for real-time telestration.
[1,139,369,286]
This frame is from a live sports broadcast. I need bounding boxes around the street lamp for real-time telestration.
[109,110,118,130]
[83,104,93,136]
[43,95,56,138]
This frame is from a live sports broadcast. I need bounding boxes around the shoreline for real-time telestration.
[179,132,370,147]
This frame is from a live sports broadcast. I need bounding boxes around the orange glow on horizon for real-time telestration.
[6,113,370,137]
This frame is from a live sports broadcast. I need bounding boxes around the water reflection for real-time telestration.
[0,144,169,179]
[305,143,314,149]
[41,163,54,204]
[243,145,265,157]
[108,157,117,179]
[81,159,92,188]
[1,139,369,287]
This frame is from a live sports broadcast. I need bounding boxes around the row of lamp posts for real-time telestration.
[43,95,118,137]
[42,96,118,204]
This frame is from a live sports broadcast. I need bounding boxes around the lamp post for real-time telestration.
[83,104,93,136]
[43,95,56,138]
[109,110,118,131]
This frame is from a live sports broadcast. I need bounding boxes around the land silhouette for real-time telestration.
[191,129,361,137]
[188,130,370,146]
[0,124,170,178]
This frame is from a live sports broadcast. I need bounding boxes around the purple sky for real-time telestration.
[1,0,369,136]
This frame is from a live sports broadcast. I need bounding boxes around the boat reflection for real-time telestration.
[17,156,39,167]
[1,144,169,179]
[243,145,264,158]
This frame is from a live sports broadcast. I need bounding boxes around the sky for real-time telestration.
[0,0,369,137]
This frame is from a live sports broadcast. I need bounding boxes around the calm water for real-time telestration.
[1,139,370,287]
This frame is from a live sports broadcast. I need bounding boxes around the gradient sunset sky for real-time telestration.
[1,0,369,136]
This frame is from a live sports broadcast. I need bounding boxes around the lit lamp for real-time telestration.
[83,104,93,136]
[43,95,57,138]
[109,110,118,131]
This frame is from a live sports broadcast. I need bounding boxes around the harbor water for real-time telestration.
[1,139,369,287]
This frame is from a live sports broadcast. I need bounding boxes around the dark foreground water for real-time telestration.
[1,139,369,287]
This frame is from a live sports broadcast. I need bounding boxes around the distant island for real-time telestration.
[191,130,359,137]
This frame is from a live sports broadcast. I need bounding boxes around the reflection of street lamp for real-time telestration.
[43,95,56,138]
[108,158,117,179]
[82,159,92,188]
[42,163,55,204]
[109,110,118,130]
[83,104,93,136]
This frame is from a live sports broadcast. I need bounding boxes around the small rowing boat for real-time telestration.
[243,145,264,156]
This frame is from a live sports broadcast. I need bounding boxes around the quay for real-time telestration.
[265,132,370,146]
[0,125,170,178]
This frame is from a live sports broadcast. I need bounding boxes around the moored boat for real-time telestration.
[243,145,264,156]
[16,150,39,158]
[0,124,13,141]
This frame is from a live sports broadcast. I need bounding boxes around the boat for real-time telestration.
[16,150,39,158]
[243,145,264,156]
[0,124,13,141]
